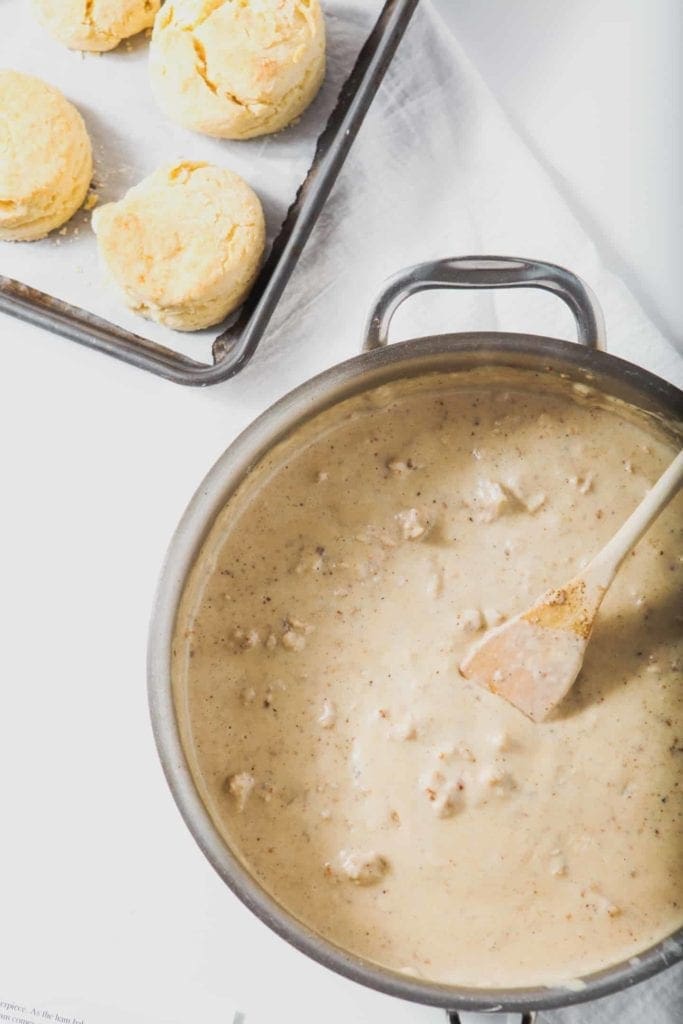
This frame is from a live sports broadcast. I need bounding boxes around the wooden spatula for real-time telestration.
[459,449,683,722]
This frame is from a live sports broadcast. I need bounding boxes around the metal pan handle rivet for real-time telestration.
[447,1012,538,1024]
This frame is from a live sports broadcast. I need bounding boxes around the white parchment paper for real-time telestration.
[0,0,380,358]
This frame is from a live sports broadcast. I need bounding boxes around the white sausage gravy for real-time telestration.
[173,372,682,988]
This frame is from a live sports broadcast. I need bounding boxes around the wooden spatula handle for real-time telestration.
[588,449,683,586]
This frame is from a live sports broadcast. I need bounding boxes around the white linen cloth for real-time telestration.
[0,2,680,1024]
[250,0,683,396]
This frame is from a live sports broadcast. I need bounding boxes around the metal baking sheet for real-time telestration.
[0,0,419,384]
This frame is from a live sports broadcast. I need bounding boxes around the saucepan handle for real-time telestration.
[362,255,605,352]
[448,1013,538,1024]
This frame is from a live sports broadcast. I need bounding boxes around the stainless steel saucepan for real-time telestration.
[148,257,683,1022]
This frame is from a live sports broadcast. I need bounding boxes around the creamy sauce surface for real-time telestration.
[174,374,683,988]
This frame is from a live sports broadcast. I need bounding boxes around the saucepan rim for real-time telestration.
[148,331,683,1013]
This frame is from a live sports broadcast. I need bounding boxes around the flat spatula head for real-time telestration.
[461,450,683,721]
[459,578,599,722]
[459,614,587,722]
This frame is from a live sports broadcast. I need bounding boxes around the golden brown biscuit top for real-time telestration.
[92,161,265,307]
[0,69,91,208]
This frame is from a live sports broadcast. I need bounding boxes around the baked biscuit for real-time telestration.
[92,161,266,332]
[32,0,161,52]
[149,0,325,139]
[0,70,92,242]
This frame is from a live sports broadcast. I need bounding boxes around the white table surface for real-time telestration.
[437,0,683,349]
[0,3,679,1024]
